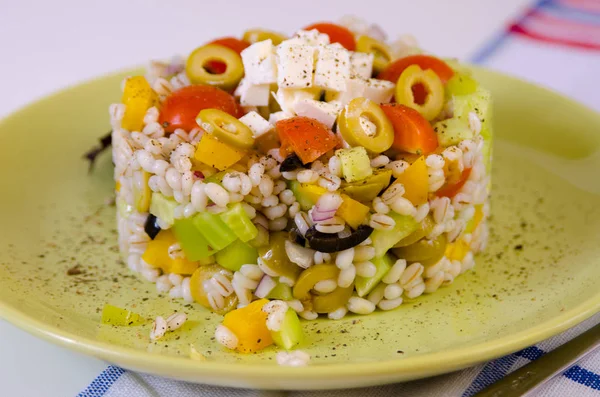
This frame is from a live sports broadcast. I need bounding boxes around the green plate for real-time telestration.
[1,67,599,390]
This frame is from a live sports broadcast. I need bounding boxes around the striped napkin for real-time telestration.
[79,1,600,395]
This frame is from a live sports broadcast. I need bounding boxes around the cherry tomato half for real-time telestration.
[158,85,239,133]
[205,37,250,74]
[380,103,438,155]
[378,55,454,104]
[303,22,356,51]
[276,116,338,164]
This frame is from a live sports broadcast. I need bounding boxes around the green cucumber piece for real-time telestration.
[116,198,133,218]
[172,217,211,260]
[371,212,419,258]
[289,180,314,211]
[192,211,237,252]
[433,118,473,148]
[446,73,478,97]
[336,146,373,183]
[149,192,178,225]
[271,308,303,350]
[219,203,258,242]
[215,239,258,271]
[355,254,394,297]
[266,282,293,300]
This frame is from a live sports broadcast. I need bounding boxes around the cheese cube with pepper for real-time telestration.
[239,111,274,138]
[314,45,351,92]
[350,52,374,79]
[293,99,341,129]
[325,77,367,106]
[272,87,320,114]
[241,39,278,85]
[290,29,330,46]
[275,42,315,88]
[363,78,395,104]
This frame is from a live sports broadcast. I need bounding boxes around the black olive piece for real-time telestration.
[289,228,307,247]
[84,130,112,172]
[144,214,161,240]
[279,153,307,172]
[304,224,374,253]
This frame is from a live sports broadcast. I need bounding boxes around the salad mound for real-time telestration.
[110,16,491,354]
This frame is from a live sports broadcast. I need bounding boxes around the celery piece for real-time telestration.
[172,217,211,260]
[355,254,394,297]
[192,211,237,252]
[101,304,145,326]
[336,147,373,183]
[271,308,303,350]
[219,203,258,242]
[289,180,314,211]
[266,282,293,300]
[149,192,178,225]
[215,239,258,271]
[371,213,419,258]
[433,118,473,148]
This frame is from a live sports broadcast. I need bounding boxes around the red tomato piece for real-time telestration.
[380,103,438,155]
[303,22,356,51]
[378,55,454,103]
[205,37,250,74]
[436,168,472,198]
[276,116,338,164]
[158,85,238,133]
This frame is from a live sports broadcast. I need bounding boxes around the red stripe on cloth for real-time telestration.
[509,23,600,51]
[558,0,600,14]
[529,9,600,35]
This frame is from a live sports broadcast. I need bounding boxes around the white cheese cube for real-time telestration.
[325,77,367,106]
[293,99,342,129]
[350,52,374,79]
[273,87,321,114]
[268,111,293,125]
[276,43,315,88]
[241,39,278,85]
[239,111,274,138]
[363,78,395,104]
[314,45,351,92]
[291,29,330,46]
[241,84,271,107]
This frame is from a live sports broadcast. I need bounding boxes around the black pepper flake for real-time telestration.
[514,244,523,250]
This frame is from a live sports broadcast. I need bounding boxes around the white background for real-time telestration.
[0,1,530,395]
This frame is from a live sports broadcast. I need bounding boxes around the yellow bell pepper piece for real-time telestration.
[121,76,158,132]
[445,238,470,261]
[194,133,246,171]
[101,304,145,326]
[133,171,151,213]
[222,299,273,353]
[296,184,370,229]
[466,204,484,233]
[394,155,428,205]
[142,230,199,275]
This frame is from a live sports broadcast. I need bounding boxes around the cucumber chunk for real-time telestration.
[271,308,303,350]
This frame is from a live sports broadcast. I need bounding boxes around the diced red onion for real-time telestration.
[310,207,336,222]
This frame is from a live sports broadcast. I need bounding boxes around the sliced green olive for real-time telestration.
[392,233,447,265]
[313,284,354,313]
[356,35,393,73]
[293,264,339,301]
[340,169,393,202]
[196,109,254,149]
[338,97,394,154]
[258,232,302,281]
[190,264,238,315]
[395,64,444,121]
[243,29,287,45]
[186,44,244,91]
[393,215,435,248]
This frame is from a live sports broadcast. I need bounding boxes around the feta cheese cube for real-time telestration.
[234,78,271,106]
[314,45,351,92]
[350,52,374,79]
[269,111,293,125]
[325,77,367,106]
[276,43,315,88]
[241,39,278,85]
[291,29,330,46]
[363,78,395,103]
[239,111,274,138]
[293,99,342,129]
[273,87,321,114]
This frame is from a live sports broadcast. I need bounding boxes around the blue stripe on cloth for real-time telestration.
[461,354,521,396]
[77,365,125,397]
[469,0,552,64]
[564,365,600,391]
[541,1,600,25]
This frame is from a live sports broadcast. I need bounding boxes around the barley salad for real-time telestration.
[109,16,491,355]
